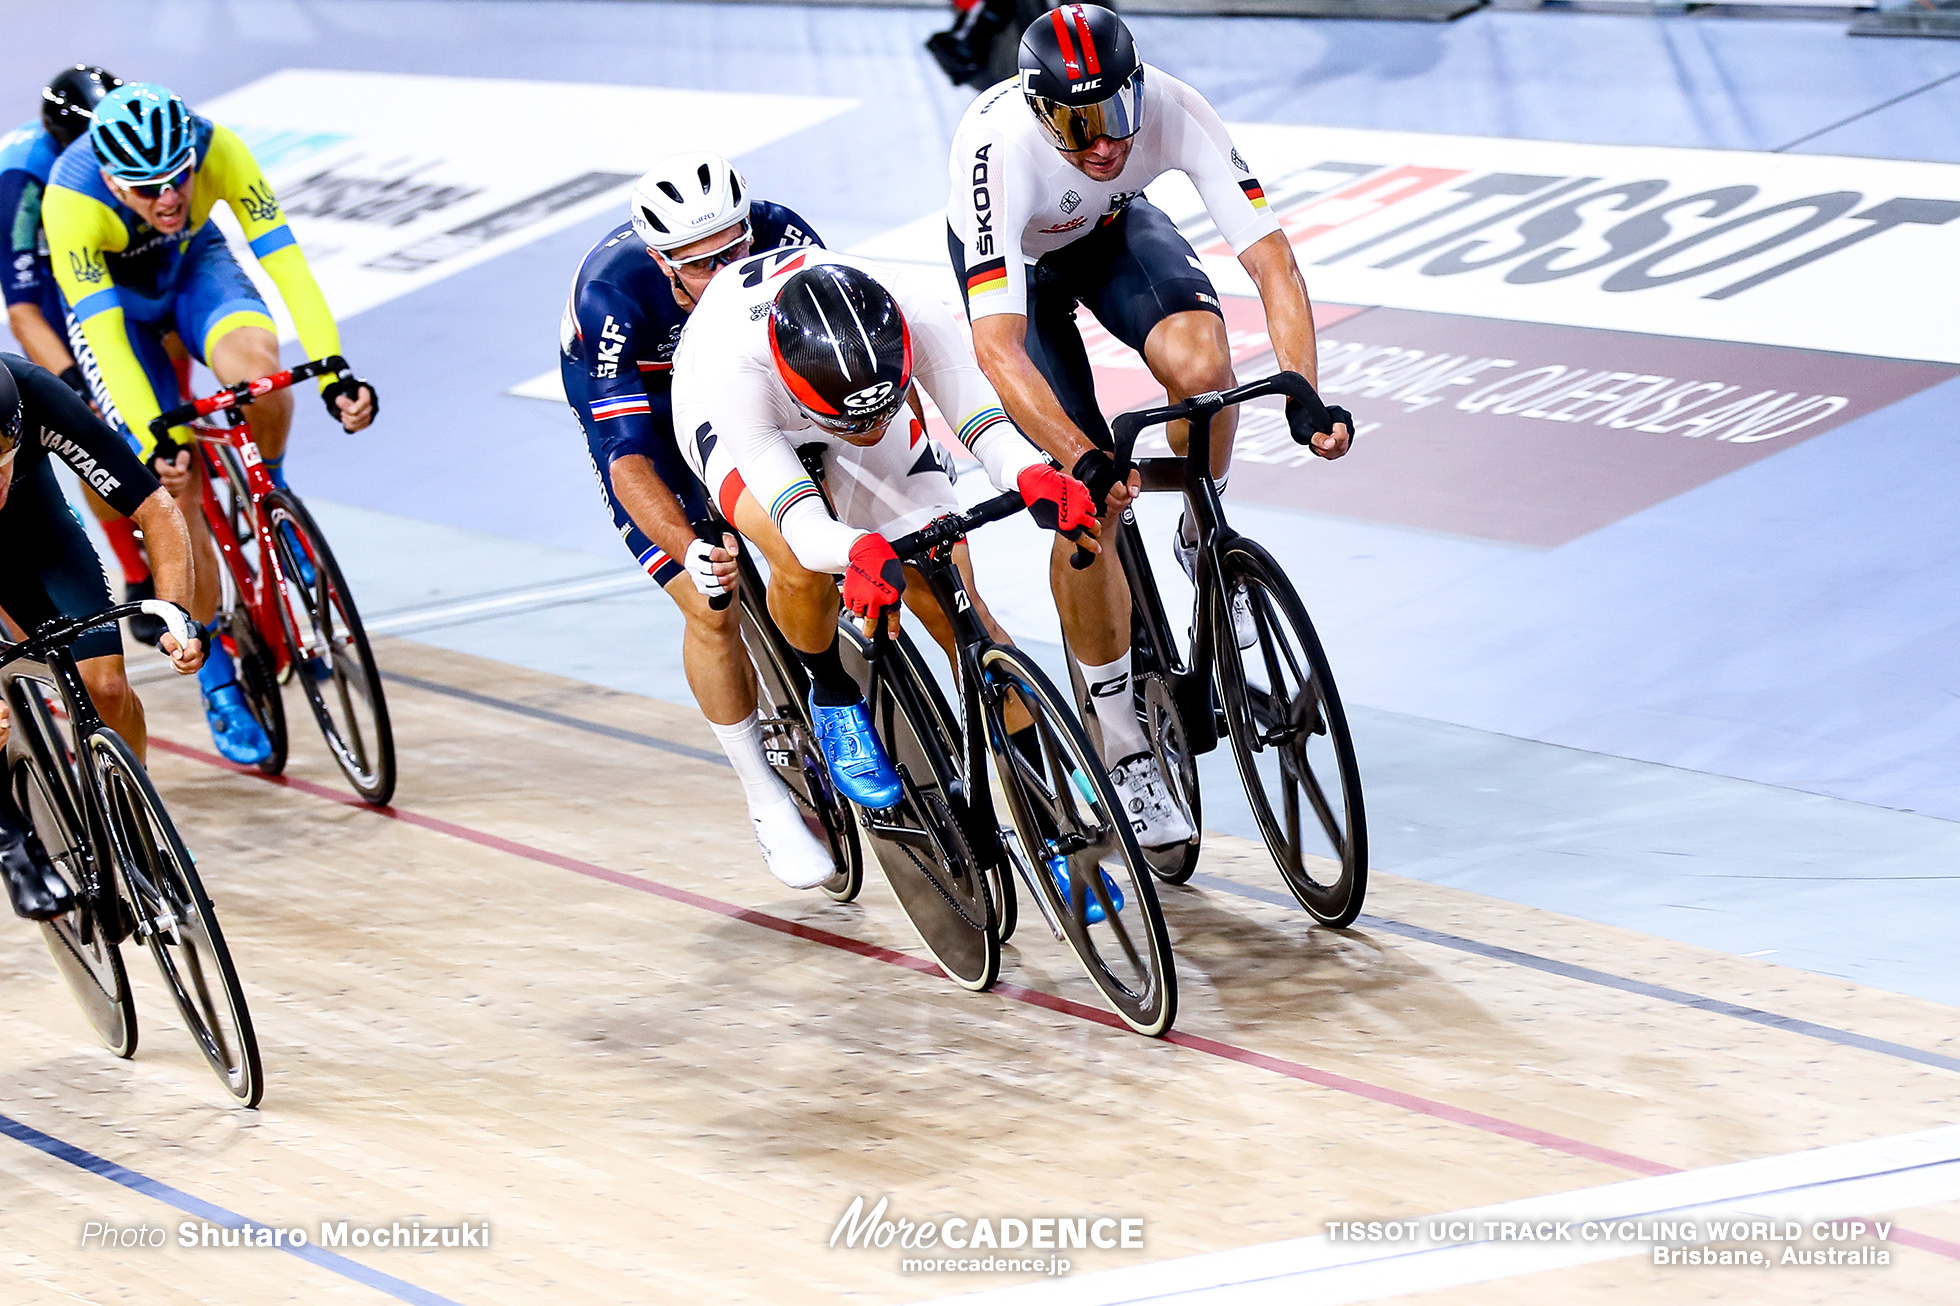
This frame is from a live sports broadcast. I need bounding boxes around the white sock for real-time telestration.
[709,713,789,810]
[1077,650,1148,764]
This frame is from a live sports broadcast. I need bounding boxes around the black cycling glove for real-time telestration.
[322,374,377,429]
[1285,394,1355,451]
[1071,447,1135,517]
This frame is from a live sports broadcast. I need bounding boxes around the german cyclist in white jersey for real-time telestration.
[671,249,1194,846]
[947,4,1354,657]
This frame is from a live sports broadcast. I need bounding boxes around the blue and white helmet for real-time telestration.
[629,152,750,253]
[89,83,195,183]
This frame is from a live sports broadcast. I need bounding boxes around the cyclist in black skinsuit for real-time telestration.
[0,352,202,920]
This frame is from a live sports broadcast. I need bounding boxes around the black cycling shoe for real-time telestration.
[1,821,74,922]
[124,576,167,647]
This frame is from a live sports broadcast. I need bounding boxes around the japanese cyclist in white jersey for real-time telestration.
[671,250,1195,848]
[947,5,1354,656]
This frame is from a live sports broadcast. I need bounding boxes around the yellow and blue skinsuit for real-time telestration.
[41,114,340,457]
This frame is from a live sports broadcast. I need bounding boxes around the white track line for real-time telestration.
[919,1125,1960,1305]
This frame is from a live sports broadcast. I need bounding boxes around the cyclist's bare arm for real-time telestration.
[610,453,739,588]
[1238,231,1350,458]
[6,303,77,377]
[129,487,203,673]
[971,313,1137,513]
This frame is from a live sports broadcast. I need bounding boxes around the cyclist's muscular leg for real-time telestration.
[901,543,1032,735]
[730,490,840,656]
[207,327,294,463]
[658,571,759,727]
[77,656,148,763]
[1143,309,1239,480]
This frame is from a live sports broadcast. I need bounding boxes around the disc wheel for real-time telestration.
[982,645,1175,1037]
[7,684,135,1057]
[90,729,262,1106]
[1212,540,1368,926]
[263,490,397,805]
[838,625,999,991]
[738,604,863,903]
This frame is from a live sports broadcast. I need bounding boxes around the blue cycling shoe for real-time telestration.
[203,684,273,766]
[808,694,903,810]
[1047,854,1124,925]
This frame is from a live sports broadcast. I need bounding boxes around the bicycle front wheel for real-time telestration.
[89,730,262,1106]
[838,624,999,992]
[1213,540,1368,926]
[264,490,397,805]
[7,684,134,1057]
[982,645,1175,1037]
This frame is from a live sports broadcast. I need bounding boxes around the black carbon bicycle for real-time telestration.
[3,602,263,1106]
[695,517,865,903]
[1080,371,1368,927]
[839,491,1176,1037]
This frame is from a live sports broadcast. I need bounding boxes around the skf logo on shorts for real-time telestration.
[843,382,895,412]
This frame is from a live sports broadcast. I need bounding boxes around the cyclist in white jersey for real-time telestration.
[947,4,1353,661]
[671,248,1194,845]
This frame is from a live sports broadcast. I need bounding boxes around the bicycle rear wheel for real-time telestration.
[264,490,397,805]
[838,624,999,991]
[89,729,262,1106]
[982,645,1176,1036]
[1212,540,1368,926]
[738,597,863,903]
[6,683,135,1057]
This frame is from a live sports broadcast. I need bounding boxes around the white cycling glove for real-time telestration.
[684,537,730,598]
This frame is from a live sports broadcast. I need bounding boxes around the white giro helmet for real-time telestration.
[629,152,751,253]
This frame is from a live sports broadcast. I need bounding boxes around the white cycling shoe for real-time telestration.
[750,795,836,890]
[1172,522,1258,651]
[1109,752,1195,849]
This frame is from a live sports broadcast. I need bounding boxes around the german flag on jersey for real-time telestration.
[1239,179,1269,210]
[965,256,1009,299]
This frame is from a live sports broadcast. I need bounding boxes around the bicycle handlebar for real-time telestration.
[0,601,198,672]
[1109,370,1328,462]
[887,489,1095,571]
[686,516,737,612]
[148,355,353,440]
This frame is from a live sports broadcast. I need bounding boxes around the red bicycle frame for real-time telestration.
[148,355,354,678]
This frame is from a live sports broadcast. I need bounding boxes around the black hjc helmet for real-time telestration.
[1018,5,1144,152]
[768,264,914,435]
[42,66,123,151]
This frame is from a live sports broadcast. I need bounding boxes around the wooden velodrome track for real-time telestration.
[3,638,1957,1304]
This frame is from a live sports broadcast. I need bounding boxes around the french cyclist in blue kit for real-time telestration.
[559,152,838,889]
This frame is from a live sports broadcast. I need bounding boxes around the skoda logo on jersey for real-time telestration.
[843,382,895,412]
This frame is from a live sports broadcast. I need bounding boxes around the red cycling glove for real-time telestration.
[843,533,906,619]
[1017,464,1097,539]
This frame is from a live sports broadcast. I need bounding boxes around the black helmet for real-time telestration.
[1,360,23,452]
[768,264,913,436]
[1018,5,1144,152]
[42,65,123,151]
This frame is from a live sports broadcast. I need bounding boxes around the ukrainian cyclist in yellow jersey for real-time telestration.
[41,83,376,765]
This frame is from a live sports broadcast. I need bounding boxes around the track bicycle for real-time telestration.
[2,602,264,1106]
[147,357,396,805]
[838,491,1177,1037]
[1079,371,1368,926]
[693,516,865,903]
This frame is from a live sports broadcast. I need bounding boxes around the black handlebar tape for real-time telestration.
[1069,545,1095,571]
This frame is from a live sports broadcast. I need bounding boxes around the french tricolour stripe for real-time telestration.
[590,395,651,421]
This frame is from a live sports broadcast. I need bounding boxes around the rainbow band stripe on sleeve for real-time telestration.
[1239,179,1269,210]
[955,407,1014,449]
[769,479,824,527]
[965,256,1009,297]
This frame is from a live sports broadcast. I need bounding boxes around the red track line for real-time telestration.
[149,737,1960,1260]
